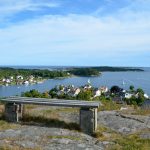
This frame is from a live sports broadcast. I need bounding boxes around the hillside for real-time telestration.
[0,105,149,149]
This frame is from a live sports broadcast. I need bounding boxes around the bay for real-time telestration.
[0,71,150,97]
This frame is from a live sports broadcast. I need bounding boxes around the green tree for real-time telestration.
[136,92,145,105]
[77,90,92,101]
[41,91,50,98]
[137,88,144,95]
[49,89,57,98]
[129,85,134,92]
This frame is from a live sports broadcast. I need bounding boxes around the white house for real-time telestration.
[6,79,11,83]
[144,94,149,99]
[29,75,34,82]
[94,89,101,97]
[74,88,81,96]
[125,93,133,99]
[100,86,108,93]
[17,75,23,80]
[24,81,29,85]
[84,84,92,90]
[68,88,81,97]
[2,78,6,82]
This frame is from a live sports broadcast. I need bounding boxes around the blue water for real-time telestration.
[0,71,150,97]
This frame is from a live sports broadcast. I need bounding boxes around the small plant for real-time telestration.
[98,98,122,111]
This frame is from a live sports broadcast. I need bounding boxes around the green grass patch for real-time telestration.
[94,125,150,150]
[22,114,80,131]
[0,120,20,131]
[98,100,122,111]
[131,108,150,116]
[25,104,38,110]
[110,134,150,150]
[42,108,79,114]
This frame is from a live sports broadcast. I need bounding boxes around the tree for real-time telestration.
[110,86,122,94]
[41,91,50,98]
[136,92,145,105]
[77,90,92,101]
[129,85,134,92]
[137,88,144,95]
[49,89,57,98]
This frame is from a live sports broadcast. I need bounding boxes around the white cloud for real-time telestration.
[0,0,60,22]
[0,13,149,52]
[0,0,150,65]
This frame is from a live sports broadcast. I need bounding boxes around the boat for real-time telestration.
[122,80,125,85]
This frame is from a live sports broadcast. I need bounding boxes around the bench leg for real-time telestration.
[80,108,97,134]
[4,103,24,122]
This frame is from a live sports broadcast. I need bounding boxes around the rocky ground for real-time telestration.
[0,106,150,149]
[0,126,104,150]
[98,111,150,134]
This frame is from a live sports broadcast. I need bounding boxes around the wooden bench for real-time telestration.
[0,97,101,134]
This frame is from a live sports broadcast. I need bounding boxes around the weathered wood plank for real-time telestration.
[0,97,100,108]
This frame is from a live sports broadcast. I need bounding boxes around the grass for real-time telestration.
[109,134,150,150]
[131,108,150,116]
[0,103,149,149]
[0,120,21,131]
[42,107,78,114]
[22,114,80,131]
[93,125,150,150]
[22,105,80,131]
[24,104,38,110]
[98,100,122,111]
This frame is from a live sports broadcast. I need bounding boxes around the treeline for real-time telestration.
[0,67,69,79]
[69,67,144,72]
[69,68,100,76]
[92,67,144,72]
[0,66,144,79]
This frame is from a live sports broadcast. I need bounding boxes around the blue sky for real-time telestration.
[0,0,150,66]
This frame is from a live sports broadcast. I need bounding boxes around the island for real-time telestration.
[0,67,70,86]
[0,66,144,86]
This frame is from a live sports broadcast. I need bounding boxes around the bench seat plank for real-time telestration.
[0,97,100,108]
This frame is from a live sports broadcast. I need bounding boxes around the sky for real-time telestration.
[0,0,150,67]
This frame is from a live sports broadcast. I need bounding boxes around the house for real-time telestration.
[24,81,29,85]
[68,88,81,97]
[6,79,11,83]
[2,79,11,83]
[17,75,23,80]
[100,86,108,93]
[74,88,81,96]
[144,94,149,99]
[94,88,101,97]
[125,93,133,99]
[29,75,34,82]
[2,78,6,82]
[83,84,92,90]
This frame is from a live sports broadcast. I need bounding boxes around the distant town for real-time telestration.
[22,79,149,107]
